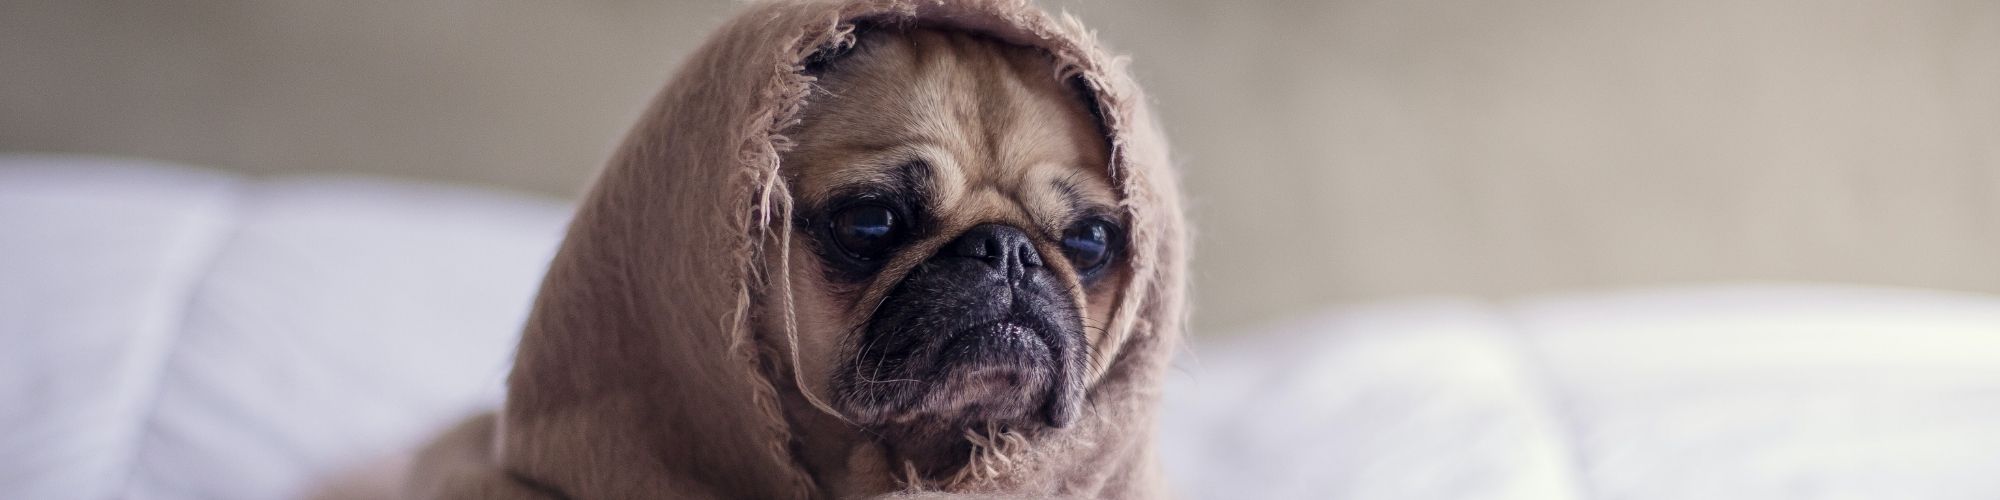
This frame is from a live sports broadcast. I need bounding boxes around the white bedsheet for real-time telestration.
[1,156,567,500]
[4,156,1998,499]
[1160,289,2000,500]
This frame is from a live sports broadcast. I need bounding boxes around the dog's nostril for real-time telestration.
[943,223,1043,274]
[981,238,1005,260]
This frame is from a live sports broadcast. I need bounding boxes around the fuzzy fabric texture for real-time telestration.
[400,1,1185,498]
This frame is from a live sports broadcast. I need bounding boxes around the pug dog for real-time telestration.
[770,26,1127,483]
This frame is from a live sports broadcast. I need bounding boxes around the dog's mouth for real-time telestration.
[917,321,1056,420]
[938,321,1052,371]
[833,269,1086,435]
[839,313,1075,427]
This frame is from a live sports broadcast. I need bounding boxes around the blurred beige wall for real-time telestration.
[4,0,1997,333]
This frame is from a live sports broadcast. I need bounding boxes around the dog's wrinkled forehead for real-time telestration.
[786,27,1116,236]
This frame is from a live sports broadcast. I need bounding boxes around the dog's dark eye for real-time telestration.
[1061,218,1119,275]
[831,204,903,260]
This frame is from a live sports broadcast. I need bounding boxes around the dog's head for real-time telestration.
[773,27,1125,470]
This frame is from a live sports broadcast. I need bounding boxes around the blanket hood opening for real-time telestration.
[451,1,1186,499]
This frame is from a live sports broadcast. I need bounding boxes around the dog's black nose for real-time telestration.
[941,223,1044,280]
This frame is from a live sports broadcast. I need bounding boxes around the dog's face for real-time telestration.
[776,28,1124,464]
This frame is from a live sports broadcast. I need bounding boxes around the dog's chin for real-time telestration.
[837,317,1071,476]
[846,321,1061,430]
[917,321,1056,424]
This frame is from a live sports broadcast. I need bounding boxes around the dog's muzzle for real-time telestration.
[837,223,1086,431]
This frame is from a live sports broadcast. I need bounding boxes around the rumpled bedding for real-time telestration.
[4,156,1997,500]
[1163,290,2000,499]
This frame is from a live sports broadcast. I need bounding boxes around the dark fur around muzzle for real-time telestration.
[833,223,1087,439]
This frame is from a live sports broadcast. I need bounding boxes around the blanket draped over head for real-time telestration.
[404,1,1184,498]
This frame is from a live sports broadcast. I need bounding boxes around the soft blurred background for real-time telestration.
[9,0,1995,334]
[6,1,2000,499]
